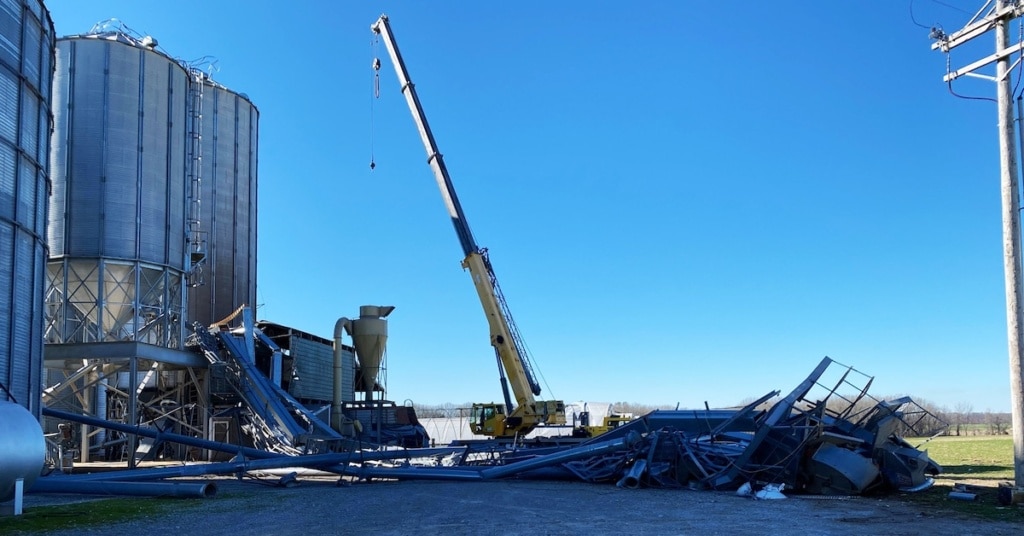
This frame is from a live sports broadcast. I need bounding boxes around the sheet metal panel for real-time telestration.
[286,336,336,402]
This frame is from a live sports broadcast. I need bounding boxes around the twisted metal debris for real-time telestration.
[31,357,944,498]
[349,357,945,496]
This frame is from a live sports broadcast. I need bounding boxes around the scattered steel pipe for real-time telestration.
[29,479,216,498]
[617,459,647,489]
[328,432,642,483]
[480,431,640,480]
[351,466,484,481]
[35,446,467,482]
[43,407,280,460]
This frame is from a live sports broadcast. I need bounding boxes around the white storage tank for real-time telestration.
[0,401,45,502]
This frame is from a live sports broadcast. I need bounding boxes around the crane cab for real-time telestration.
[470,403,507,436]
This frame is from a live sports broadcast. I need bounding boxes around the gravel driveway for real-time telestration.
[20,476,1022,536]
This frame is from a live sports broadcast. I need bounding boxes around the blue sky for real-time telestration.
[45,1,1018,412]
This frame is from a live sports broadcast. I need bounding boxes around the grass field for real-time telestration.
[0,497,175,533]
[901,435,1023,521]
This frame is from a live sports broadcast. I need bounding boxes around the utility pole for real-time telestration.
[931,0,1024,487]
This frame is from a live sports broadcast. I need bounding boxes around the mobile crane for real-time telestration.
[372,14,566,439]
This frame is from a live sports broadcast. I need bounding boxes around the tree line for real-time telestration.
[413,397,1014,437]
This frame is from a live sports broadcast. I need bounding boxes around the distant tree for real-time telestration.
[413,404,446,418]
[611,402,675,416]
[439,402,464,418]
[987,410,1008,435]
[735,394,780,411]
[953,401,973,436]
[412,403,474,419]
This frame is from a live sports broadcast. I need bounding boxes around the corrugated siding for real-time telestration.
[138,50,167,262]
[16,153,32,229]
[18,5,35,87]
[11,231,32,390]
[0,64,15,143]
[166,65,186,264]
[0,1,21,67]
[0,141,13,218]
[65,39,103,256]
[287,336,335,402]
[187,83,257,326]
[53,36,187,267]
[103,43,140,259]
[0,223,12,397]
[0,0,52,418]
[47,41,68,256]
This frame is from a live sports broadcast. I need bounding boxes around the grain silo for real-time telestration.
[46,31,188,348]
[185,75,258,326]
[0,0,54,419]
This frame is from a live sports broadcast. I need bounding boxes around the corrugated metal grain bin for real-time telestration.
[46,32,187,348]
[0,0,54,419]
[186,77,258,326]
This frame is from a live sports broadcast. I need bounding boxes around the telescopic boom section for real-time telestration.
[371,15,477,257]
[371,15,547,412]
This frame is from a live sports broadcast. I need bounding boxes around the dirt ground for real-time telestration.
[16,476,1023,536]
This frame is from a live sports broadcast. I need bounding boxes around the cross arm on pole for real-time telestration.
[944,41,1024,82]
[932,3,1021,52]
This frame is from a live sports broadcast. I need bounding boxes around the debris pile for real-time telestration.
[355,357,944,497]
[31,357,944,499]
[555,357,945,495]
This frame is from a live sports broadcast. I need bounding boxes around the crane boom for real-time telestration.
[372,14,564,437]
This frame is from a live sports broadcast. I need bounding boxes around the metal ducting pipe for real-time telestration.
[28,480,216,499]
[616,459,647,489]
[333,317,352,433]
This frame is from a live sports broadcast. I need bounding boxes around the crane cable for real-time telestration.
[370,35,381,171]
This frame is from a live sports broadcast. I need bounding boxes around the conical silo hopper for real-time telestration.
[351,305,394,400]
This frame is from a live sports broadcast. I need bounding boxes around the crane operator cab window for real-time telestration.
[471,404,503,428]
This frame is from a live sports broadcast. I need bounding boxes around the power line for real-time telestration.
[946,53,998,102]
[1015,17,1024,97]
[910,0,935,29]
[928,0,975,15]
